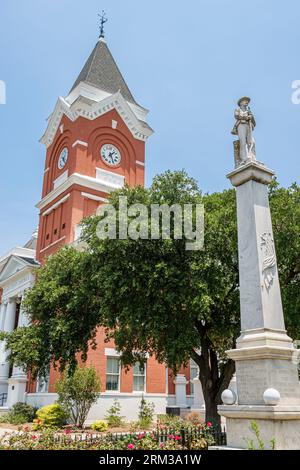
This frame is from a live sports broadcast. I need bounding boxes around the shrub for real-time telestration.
[105,399,125,427]
[0,414,9,424]
[246,421,276,450]
[185,411,203,426]
[56,366,101,428]
[157,414,184,428]
[188,437,209,449]
[138,397,154,429]
[91,420,108,432]
[33,404,66,429]
[8,402,36,424]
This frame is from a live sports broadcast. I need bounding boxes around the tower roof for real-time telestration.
[70,38,137,105]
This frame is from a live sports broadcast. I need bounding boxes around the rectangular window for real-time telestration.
[133,363,146,392]
[106,357,120,391]
[190,359,199,395]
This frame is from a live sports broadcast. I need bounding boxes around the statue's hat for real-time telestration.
[237,96,251,106]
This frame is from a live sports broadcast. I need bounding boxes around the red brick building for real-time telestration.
[0,35,203,421]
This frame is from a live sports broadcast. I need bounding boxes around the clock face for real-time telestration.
[100,144,121,167]
[58,147,68,170]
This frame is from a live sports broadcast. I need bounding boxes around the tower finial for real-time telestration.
[98,10,108,39]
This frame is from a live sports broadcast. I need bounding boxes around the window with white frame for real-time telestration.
[190,359,199,395]
[36,373,50,393]
[133,362,146,392]
[106,357,120,391]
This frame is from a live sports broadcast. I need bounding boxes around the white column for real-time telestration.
[7,299,28,407]
[11,301,28,379]
[174,374,188,408]
[0,299,16,394]
[17,302,29,328]
[0,302,7,331]
[3,299,17,333]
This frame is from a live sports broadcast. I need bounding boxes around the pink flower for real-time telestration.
[160,443,164,448]
[138,432,145,439]
[31,435,37,440]
[206,422,212,427]
[168,434,175,439]
[64,428,72,435]
[127,443,134,450]
[175,436,181,441]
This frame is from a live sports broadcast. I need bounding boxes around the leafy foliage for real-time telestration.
[104,399,125,427]
[138,397,155,429]
[7,402,36,424]
[33,404,66,429]
[0,427,213,451]
[1,171,299,424]
[55,366,101,428]
[91,420,109,432]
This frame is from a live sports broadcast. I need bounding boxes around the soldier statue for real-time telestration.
[232,97,256,165]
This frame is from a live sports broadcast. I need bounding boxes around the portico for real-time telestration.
[0,237,38,408]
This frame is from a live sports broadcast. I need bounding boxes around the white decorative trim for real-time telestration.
[104,348,120,357]
[39,236,66,253]
[42,194,70,216]
[72,140,88,148]
[0,247,35,266]
[136,160,145,167]
[112,119,118,129]
[44,168,50,173]
[81,192,108,202]
[40,91,153,149]
[95,167,125,189]
[53,170,68,190]
[36,173,117,212]
[59,124,64,134]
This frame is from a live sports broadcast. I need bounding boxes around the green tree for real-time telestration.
[1,172,299,425]
[55,365,101,428]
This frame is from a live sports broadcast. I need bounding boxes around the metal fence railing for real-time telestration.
[55,426,227,449]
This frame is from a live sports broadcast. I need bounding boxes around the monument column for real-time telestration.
[218,98,300,450]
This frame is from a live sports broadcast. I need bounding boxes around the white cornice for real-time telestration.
[42,193,70,216]
[40,90,153,149]
[81,192,108,202]
[39,236,66,254]
[36,172,122,212]
[0,247,35,268]
[0,256,37,287]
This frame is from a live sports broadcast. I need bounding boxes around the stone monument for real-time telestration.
[218,98,300,449]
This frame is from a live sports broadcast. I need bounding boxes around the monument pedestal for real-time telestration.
[218,161,300,449]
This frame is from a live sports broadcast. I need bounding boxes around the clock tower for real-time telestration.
[36,35,153,262]
[30,30,167,417]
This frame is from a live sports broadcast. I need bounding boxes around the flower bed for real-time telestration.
[0,424,223,450]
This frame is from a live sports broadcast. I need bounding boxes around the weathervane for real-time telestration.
[98,10,108,39]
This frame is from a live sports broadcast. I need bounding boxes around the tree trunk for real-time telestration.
[202,387,221,426]
[192,340,236,428]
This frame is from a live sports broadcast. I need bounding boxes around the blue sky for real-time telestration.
[0,0,299,253]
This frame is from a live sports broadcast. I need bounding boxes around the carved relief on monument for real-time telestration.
[260,231,276,290]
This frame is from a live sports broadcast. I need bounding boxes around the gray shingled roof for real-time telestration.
[70,39,137,104]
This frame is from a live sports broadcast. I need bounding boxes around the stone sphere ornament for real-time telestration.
[263,388,281,405]
[221,389,237,405]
